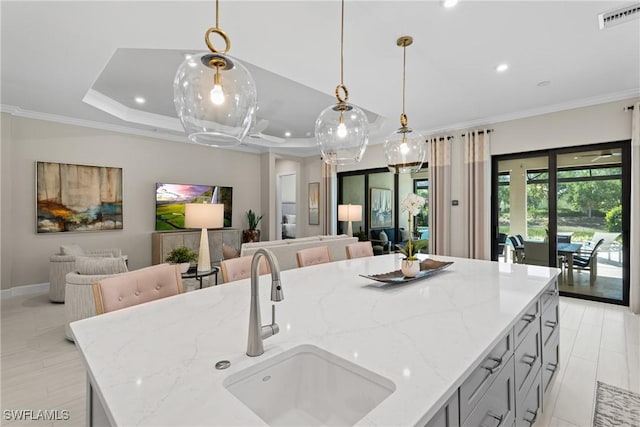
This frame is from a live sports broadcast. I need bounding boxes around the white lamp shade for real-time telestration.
[338,204,362,222]
[184,203,224,229]
[174,53,257,147]
[315,103,369,165]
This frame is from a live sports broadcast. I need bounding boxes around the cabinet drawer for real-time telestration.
[540,280,558,314]
[542,331,560,396]
[515,324,541,408]
[541,298,559,349]
[514,300,540,346]
[516,368,542,427]
[462,356,515,427]
[425,391,460,427]
[460,331,515,422]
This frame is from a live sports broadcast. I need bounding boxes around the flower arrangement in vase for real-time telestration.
[396,193,428,277]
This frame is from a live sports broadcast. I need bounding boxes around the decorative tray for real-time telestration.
[360,259,453,284]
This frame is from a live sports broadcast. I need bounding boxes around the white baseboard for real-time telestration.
[0,283,49,300]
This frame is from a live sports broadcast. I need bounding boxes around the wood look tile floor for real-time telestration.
[1,292,638,426]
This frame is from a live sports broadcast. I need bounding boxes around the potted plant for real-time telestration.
[397,193,428,277]
[165,246,198,273]
[242,209,263,243]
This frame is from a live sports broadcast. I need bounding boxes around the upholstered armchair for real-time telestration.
[49,244,122,302]
[64,256,128,341]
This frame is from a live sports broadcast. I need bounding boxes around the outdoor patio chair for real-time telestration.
[497,233,507,262]
[508,236,524,263]
[581,232,621,261]
[571,238,605,285]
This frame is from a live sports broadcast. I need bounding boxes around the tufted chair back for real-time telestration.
[220,255,270,283]
[345,241,374,259]
[296,246,332,268]
[93,264,184,314]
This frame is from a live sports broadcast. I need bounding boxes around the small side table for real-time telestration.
[181,266,219,289]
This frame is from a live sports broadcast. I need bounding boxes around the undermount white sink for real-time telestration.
[223,344,396,426]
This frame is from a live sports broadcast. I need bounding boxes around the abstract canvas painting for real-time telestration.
[308,182,319,225]
[36,161,123,233]
[370,188,393,228]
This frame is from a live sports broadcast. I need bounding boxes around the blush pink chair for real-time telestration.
[220,255,270,283]
[92,264,184,315]
[345,241,374,259]
[296,246,332,268]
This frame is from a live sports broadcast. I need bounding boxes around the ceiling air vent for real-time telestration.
[598,3,640,29]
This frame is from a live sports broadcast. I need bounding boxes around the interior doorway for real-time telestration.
[491,141,630,306]
[277,173,297,240]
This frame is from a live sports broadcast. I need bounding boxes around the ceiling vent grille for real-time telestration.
[598,3,640,29]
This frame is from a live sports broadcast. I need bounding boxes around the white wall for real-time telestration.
[1,114,262,289]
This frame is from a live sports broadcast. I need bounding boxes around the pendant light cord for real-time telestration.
[402,45,406,117]
[340,0,345,86]
[215,0,220,28]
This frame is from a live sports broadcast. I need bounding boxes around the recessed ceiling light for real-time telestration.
[496,63,509,73]
[443,0,458,8]
[134,96,146,104]
[537,80,551,87]
[284,131,291,137]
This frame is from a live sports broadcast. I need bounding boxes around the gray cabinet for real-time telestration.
[460,331,515,422]
[462,356,516,427]
[514,325,541,420]
[516,369,542,426]
[425,279,559,427]
[540,280,560,403]
[151,229,241,265]
[425,391,460,427]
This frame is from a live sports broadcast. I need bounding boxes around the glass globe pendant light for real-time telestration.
[315,0,369,165]
[174,0,257,147]
[383,36,426,173]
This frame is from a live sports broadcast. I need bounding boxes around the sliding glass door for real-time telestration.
[491,141,630,305]
[555,146,628,303]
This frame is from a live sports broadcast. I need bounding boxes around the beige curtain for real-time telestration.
[321,161,337,236]
[429,137,452,255]
[630,102,640,314]
[464,130,491,260]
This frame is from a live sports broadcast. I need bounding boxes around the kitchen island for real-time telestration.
[71,254,559,426]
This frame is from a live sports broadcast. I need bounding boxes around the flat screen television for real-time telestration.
[155,183,232,230]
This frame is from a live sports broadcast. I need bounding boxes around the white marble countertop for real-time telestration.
[71,254,558,426]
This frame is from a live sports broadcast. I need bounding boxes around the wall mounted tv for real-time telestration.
[155,183,232,230]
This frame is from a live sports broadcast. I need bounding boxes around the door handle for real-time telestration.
[483,357,503,374]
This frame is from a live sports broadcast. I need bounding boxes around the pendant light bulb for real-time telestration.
[400,140,410,155]
[210,84,225,105]
[337,114,348,138]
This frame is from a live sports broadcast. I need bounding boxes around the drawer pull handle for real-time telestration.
[483,357,503,374]
[546,362,558,372]
[523,354,538,367]
[524,409,538,425]
[545,289,559,297]
[522,314,536,323]
[545,320,558,328]
[486,412,505,427]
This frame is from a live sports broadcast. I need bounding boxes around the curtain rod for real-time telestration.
[624,105,635,111]
[461,129,494,137]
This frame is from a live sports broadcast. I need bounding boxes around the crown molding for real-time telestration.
[415,89,640,136]
[0,105,265,154]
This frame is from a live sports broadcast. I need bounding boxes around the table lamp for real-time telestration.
[185,203,224,272]
[338,204,362,237]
